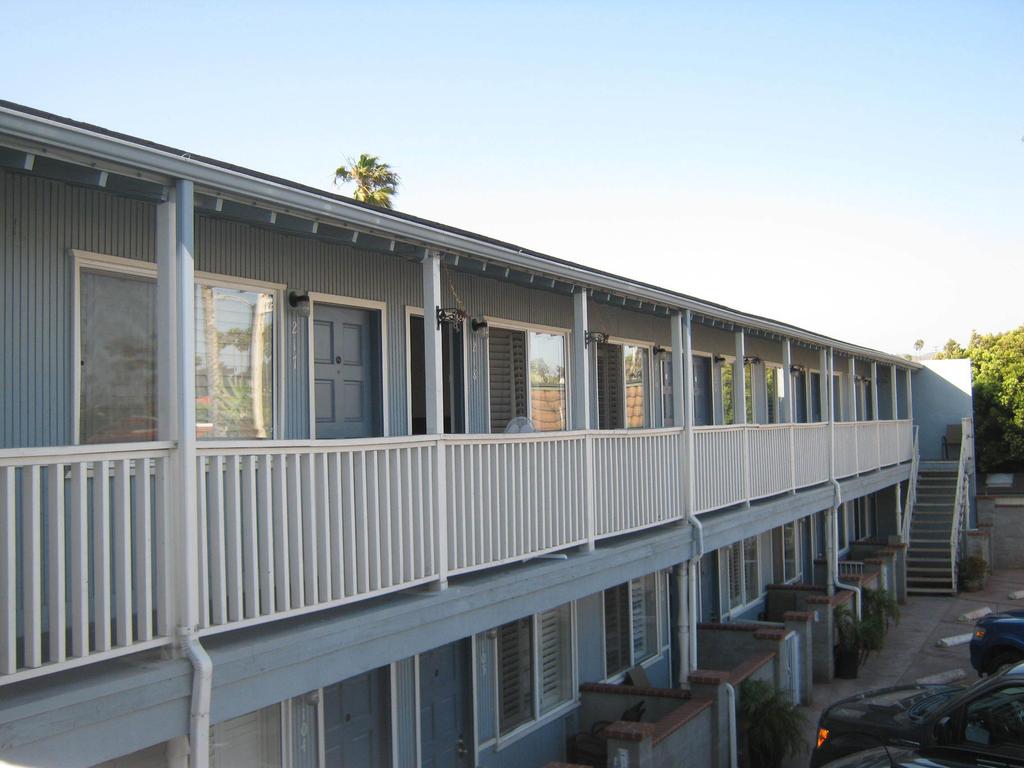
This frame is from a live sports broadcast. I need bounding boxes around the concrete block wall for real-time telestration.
[784,611,814,705]
[977,497,1024,568]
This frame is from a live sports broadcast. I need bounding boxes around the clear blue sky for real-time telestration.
[3,1,1021,353]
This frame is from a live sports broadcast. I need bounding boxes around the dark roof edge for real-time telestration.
[0,99,918,369]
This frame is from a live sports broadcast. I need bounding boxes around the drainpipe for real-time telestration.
[826,347,861,616]
[183,630,213,768]
[724,681,739,768]
[674,309,705,675]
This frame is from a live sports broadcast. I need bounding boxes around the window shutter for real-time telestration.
[488,329,527,432]
[603,584,631,675]
[538,605,571,713]
[743,537,759,604]
[728,542,743,609]
[596,343,624,429]
[210,705,282,768]
[630,577,648,661]
[498,618,533,734]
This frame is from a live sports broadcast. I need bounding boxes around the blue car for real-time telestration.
[970,609,1024,676]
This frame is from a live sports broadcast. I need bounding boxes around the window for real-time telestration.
[766,367,780,423]
[195,282,276,439]
[623,345,648,429]
[809,372,822,422]
[962,686,1024,748]
[79,266,157,443]
[210,703,283,768]
[744,362,755,423]
[773,521,800,583]
[721,361,734,425]
[723,537,763,614]
[488,325,568,433]
[76,253,279,443]
[495,603,574,738]
[529,331,567,432]
[660,358,674,428]
[604,575,660,677]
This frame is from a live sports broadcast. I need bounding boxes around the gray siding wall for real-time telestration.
[1,169,157,448]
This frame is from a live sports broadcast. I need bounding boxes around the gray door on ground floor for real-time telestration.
[324,667,391,767]
[419,640,472,768]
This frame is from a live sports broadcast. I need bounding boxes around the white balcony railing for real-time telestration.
[1,419,914,681]
[0,442,175,683]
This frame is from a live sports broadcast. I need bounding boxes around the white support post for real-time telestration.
[894,484,904,542]
[870,362,879,422]
[422,253,444,436]
[156,196,177,639]
[905,368,914,422]
[781,339,793,424]
[818,349,830,424]
[847,357,857,422]
[827,348,836,479]
[733,330,746,425]
[674,311,697,518]
[890,364,899,421]
[572,290,591,431]
[671,312,686,433]
[422,252,449,588]
[173,180,198,634]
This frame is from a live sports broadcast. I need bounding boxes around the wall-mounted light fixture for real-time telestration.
[790,364,807,374]
[436,306,468,329]
[713,355,727,364]
[584,330,609,347]
[652,345,670,361]
[743,355,763,366]
[471,318,489,337]
[288,291,311,318]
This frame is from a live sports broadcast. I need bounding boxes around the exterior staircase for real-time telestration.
[907,462,959,595]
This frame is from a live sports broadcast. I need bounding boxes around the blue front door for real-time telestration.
[314,304,383,439]
[324,668,391,767]
[419,641,471,768]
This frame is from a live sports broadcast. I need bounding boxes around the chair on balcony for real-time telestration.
[942,423,962,460]
[504,416,536,433]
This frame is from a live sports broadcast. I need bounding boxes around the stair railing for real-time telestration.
[949,416,974,589]
[901,426,920,542]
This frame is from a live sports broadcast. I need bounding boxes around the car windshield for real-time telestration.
[906,689,962,721]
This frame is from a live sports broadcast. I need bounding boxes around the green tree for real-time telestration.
[914,339,925,353]
[334,154,400,208]
[939,327,1024,472]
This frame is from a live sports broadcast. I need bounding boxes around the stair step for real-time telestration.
[908,566,953,574]
[908,588,956,595]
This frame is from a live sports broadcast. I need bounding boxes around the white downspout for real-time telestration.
[183,630,213,768]
[724,681,739,768]
[826,347,861,616]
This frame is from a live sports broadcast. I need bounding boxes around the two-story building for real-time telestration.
[1,100,928,768]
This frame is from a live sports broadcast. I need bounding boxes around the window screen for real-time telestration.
[79,268,157,443]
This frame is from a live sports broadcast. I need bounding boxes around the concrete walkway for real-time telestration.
[781,568,1024,768]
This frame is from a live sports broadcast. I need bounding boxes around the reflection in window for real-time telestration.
[623,345,647,429]
[195,285,275,439]
[529,331,566,432]
[79,269,157,443]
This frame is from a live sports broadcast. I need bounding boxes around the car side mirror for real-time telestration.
[933,715,953,745]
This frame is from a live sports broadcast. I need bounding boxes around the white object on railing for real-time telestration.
[0,443,174,683]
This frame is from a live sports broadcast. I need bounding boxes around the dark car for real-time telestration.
[811,661,1024,767]
[970,608,1024,676]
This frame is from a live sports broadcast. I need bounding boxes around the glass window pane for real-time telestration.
[722,363,734,425]
[488,328,527,432]
[767,367,778,423]
[195,285,275,439]
[623,345,647,429]
[80,269,157,444]
[784,522,798,581]
[529,332,566,432]
[604,583,631,676]
[964,686,1024,747]
[661,360,674,427]
[538,604,573,714]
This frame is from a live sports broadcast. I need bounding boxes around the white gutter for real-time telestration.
[182,630,213,768]
[0,104,920,370]
[830,481,862,618]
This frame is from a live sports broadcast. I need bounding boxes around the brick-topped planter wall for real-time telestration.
[574,683,713,768]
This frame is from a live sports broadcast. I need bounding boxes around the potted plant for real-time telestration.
[833,604,862,679]
[959,555,988,592]
[862,588,900,635]
[738,678,806,768]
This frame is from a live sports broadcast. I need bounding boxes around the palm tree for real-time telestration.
[334,154,400,209]
[913,339,924,352]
